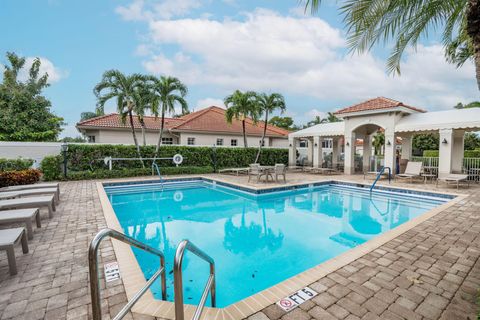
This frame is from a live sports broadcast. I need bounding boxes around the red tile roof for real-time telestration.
[335,97,426,115]
[76,106,290,137]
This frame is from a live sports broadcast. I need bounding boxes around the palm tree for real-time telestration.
[305,0,480,91]
[254,93,286,163]
[149,76,188,159]
[94,70,145,167]
[372,132,385,156]
[133,81,154,146]
[224,90,258,148]
[325,112,340,123]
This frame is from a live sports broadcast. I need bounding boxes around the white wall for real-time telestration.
[97,129,177,145]
[178,132,288,147]
[0,142,63,167]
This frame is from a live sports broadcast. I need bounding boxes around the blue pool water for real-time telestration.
[105,180,448,307]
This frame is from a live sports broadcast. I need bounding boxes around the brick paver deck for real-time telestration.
[0,174,478,320]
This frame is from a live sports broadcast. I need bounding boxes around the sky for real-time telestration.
[0,0,479,138]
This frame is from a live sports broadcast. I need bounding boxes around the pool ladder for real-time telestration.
[88,228,216,320]
[370,166,391,192]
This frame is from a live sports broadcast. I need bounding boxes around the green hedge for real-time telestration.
[66,166,214,181]
[40,155,63,181]
[423,149,480,157]
[65,144,288,171]
[0,158,34,172]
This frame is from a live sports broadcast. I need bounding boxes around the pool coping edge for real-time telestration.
[95,177,466,320]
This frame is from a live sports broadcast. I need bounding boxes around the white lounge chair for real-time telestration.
[0,182,60,195]
[0,209,41,239]
[395,162,423,183]
[0,188,60,203]
[436,174,469,189]
[0,227,29,275]
[0,195,55,218]
[218,168,249,176]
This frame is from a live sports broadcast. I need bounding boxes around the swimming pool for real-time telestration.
[104,179,450,308]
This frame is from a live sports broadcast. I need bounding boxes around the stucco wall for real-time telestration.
[178,132,287,147]
[0,142,63,167]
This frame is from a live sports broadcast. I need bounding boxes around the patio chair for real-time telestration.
[0,227,29,275]
[0,209,41,240]
[436,174,469,189]
[274,164,287,183]
[0,195,55,218]
[395,162,423,183]
[0,188,60,203]
[248,164,271,183]
[0,182,60,195]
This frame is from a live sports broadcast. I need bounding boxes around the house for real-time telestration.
[76,106,290,147]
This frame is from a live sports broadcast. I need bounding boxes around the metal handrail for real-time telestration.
[370,166,391,192]
[174,240,216,320]
[152,162,164,190]
[88,229,167,320]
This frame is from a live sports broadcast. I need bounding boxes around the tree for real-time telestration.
[133,81,154,146]
[224,90,258,148]
[254,93,286,163]
[454,101,480,109]
[60,136,86,142]
[94,70,146,167]
[464,132,480,149]
[325,112,341,123]
[149,76,188,159]
[306,116,322,127]
[305,0,480,91]
[80,112,99,121]
[372,132,385,155]
[0,52,64,141]
[412,133,439,153]
[269,116,295,130]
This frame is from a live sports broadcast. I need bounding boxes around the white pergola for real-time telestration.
[289,98,480,177]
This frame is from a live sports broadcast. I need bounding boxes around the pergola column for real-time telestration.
[307,138,314,166]
[332,137,341,169]
[384,130,396,175]
[288,137,297,166]
[363,135,372,173]
[344,133,356,174]
[313,136,323,168]
[400,135,412,160]
[439,129,464,177]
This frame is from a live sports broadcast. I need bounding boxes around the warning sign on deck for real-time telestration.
[276,287,318,312]
[104,262,121,282]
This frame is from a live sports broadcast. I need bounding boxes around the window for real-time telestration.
[187,137,195,145]
[299,140,308,148]
[87,135,95,143]
[162,137,173,145]
[230,139,238,146]
[322,139,332,148]
[216,138,223,146]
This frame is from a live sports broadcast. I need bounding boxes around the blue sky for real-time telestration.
[1,0,478,137]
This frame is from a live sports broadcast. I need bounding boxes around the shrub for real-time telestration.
[64,144,288,171]
[66,166,214,181]
[40,155,63,181]
[0,158,34,171]
[423,149,480,158]
[0,169,41,187]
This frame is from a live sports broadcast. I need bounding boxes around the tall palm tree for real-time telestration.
[305,0,480,91]
[224,90,258,148]
[149,76,188,159]
[325,112,340,123]
[133,81,154,146]
[94,70,145,167]
[254,93,286,163]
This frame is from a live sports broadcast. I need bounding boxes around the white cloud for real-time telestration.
[16,57,68,84]
[120,4,477,113]
[116,0,203,21]
[195,97,225,111]
[306,109,327,119]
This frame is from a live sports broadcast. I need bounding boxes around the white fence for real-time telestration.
[0,142,64,168]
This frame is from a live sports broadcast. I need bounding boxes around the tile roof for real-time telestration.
[76,106,290,137]
[335,97,426,115]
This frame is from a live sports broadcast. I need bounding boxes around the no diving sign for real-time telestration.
[276,287,318,312]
